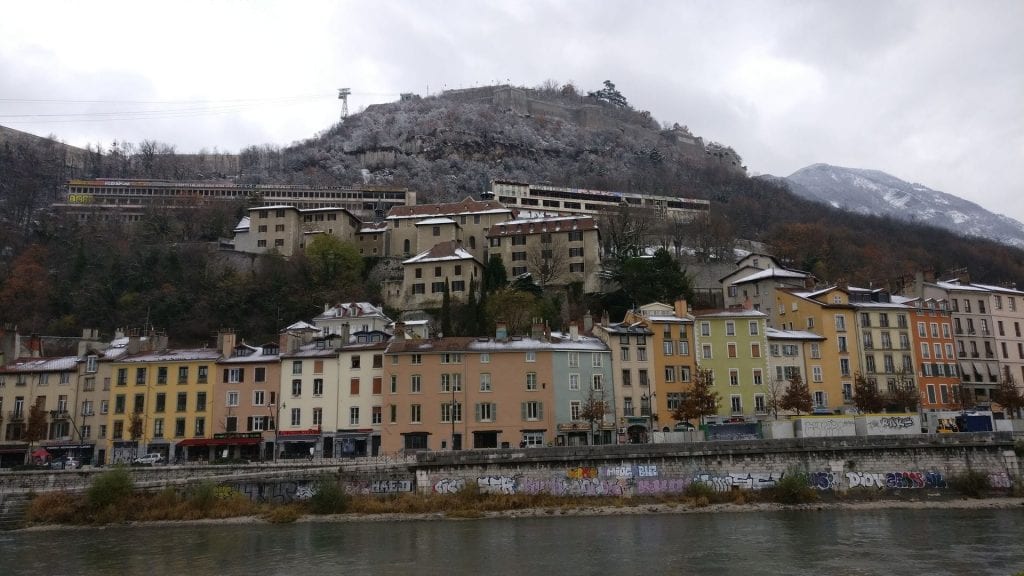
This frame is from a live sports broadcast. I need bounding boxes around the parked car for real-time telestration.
[673,422,696,432]
[133,453,164,465]
[50,457,80,470]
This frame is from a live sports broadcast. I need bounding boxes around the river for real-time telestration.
[2,508,1022,575]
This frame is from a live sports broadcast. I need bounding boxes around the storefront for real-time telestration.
[277,428,322,459]
[177,434,263,462]
[0,443,27,468]
[333,430,375,457]
[41,442,96,466]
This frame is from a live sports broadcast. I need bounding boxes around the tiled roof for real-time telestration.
[403,240,478,264]
[387,197,510,219]
[487,216,597,238]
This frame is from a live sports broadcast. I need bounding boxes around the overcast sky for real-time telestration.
[2,1,1022,221]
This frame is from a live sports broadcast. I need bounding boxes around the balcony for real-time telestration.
[49,410,70,420]
[7,411,24,421]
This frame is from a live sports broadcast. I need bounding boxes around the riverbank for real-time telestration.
[17,496,1024,532]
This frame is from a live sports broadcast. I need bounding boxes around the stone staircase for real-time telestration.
[0,493,31,530]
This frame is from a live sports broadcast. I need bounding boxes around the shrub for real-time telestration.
[25,492,84,524]
[768,470,817,505]
[308,478,349,515]
[263,504,303,523]
[949,470,991,499]
[683,481,715,501]
[87,467,134,510]
[188,481,219,510]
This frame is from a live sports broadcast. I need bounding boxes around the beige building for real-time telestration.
[384,197,513,261]
[486,215,602,292]
[384,240,484,310]
[232,205,373,257]
[721,254,815,325]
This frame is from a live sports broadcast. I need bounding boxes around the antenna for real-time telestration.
[337,88,352,120]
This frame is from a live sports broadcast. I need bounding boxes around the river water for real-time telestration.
[2,508,1023,575]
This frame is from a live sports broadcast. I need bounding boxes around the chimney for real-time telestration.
[340,322,351,344]
[673,299,689,317]
[583,313,593,333]
[958,272,971,285]
[279,331,299,354]
[531,319,546,340]
[127,334,142,355]
[496,321,508,341]
[804,276,815,290]
[28,333,42,358]
[569,321,579,341]
[218,329,236,358]
[78,328,101,356]
[393,322,406,342]
[600,310,610,328]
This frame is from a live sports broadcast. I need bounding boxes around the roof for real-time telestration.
[486,216,598,238]
[728,267,810,285]
[119,348,222,363]
[0,356,79,373]
[233,216,250,233]
[416,217,458,226]
[693,308,768,319]
[386,334,610,354]
[387,197,511,220]
[315,302,389,321]
[219,343,280,364]
[595,322,654,335]
[282,321,321,333]
[765,327,826,341]
[403,240,478,265]
[249,204,297,212]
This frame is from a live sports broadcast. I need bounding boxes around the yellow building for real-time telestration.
[775,286,859,410]
[107,348,221,464]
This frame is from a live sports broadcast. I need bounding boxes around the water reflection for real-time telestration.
[2,508,1023,576]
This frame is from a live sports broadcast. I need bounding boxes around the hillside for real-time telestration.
[781,164,1024,249]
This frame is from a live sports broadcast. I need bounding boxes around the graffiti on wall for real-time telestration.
[808,472,840,491]
[694,472,783,492]
[433,478,466,494]
[875,416,915,429]
[845,471,946,489]
[232,480,317,503]
[477,476,517,495]
[370,479,414,493]
[988,473,1014,489]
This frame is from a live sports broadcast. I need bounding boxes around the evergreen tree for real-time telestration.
[483,255,508,294]
[587,80,629,108]
[780,372,813,415]
[441,278,452,337]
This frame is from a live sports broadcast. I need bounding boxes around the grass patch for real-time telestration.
[262,504,303,524]
[949,470,991,499]
[87,467,134,510]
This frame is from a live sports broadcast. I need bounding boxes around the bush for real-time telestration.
[263,504,303,523]
[308,478,349,515]
[188,481,218,510]
[683,481,715,501]
[949,470,991,499]
[87,467,134,510]
[768,470,817,505]
[25,492,84,524]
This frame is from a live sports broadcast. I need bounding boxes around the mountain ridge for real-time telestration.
[778,163,1024,249]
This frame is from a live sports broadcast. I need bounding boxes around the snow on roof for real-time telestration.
[933,280,991,293]
[358,226,386,234]
[416,217,458,226]
[487,215,597,237]
[249,205,296,211]
[596,322,653,334]
[315,302,387,320]
[233,216,251,232]
[403,241,477,264]
[219,343,280,363]
[387,197,510,219]
[644,315,693,323]
[766,327,826,341]
[694,308,768,318]
[283,320,321,333]
[121,348,222,363]
[730,267,809,285]
[387,334,610,353]
[0,356,79,373]
[970,283,1024,296]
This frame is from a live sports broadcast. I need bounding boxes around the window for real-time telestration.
[411,374,422,393]
[569,373,581,390]
[918,322,927,338]
[114,395,126,414]
[570,400,582,420]
[226,368,243,383]
[117,368,127,386]
[350,407,360,426]
[154,419,164,438]
[637,347,648,361]
[726,321,736,336]
[621,347,630,361]
[727,343,737,358]
[834,315,846,331]
[568,352,580,367]
[665,366,676,382]
[440,402,462,423]
[568,230,583,242]
[702,344,713,359]
[730,395,742,414]
[681,367,691,382]
[592,353,603,367]
[754,395,766,414]
[431,281,445,293]
[638,369,649,386]
[291,408,301,426]
[526,351,536,363]
[196,392,206,412]
[476,402,495,422]
[480,353,490,364]
[176,392,187,412]
[174,418,185,438]
[810,343,821,359]
[748,321,759,335]
[840,358,851,377]
[526,372,538,390]
[198,366,208,383]
[569,247,584,257]
[442,353,462,364]
[813,391,826,408]
[410,404,422,423]
[700,322,711,337]
[314,378,324,396]
[753,369,763,385]
[194,417,205,437]
[136,367,147,385]
[523,401,543,421]
[729,369,739,386]
[678,341,690,356]
[292,361,302,375]
[751,343,761,358]
[441,373,462,392]
[592,374,604,391]
[227,391,239,407]
[291,379,302,397]
[411,354,422,365]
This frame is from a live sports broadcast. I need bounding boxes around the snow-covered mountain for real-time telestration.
[779,164,1024,249]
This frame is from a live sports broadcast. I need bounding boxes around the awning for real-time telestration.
[0,447,28,454]
[177,437,262,447]
[972,362,984,376]
[959,362,973,376]
[277,435,319,442]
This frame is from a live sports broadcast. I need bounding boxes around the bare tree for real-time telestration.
[579,389,610,445]
[526,235,569,288]
[597,204,655,259]
[25,398,48,464]
[765,378,787,420]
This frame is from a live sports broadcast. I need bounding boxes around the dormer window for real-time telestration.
[86,355,98,373]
